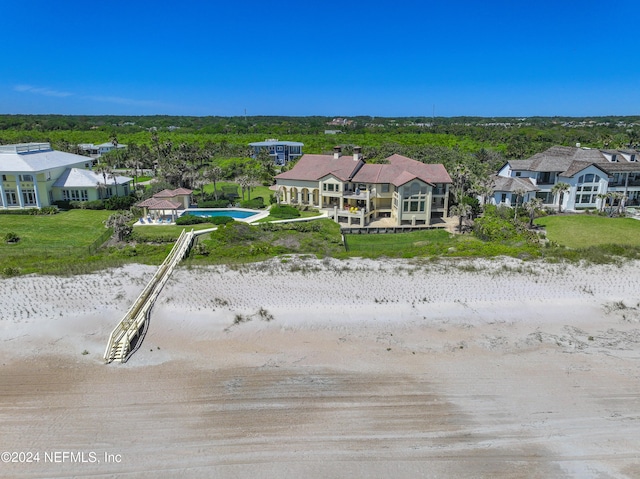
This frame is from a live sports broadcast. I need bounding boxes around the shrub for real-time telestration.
[104,195,137,210]
[2,266,21,277]
[176,214,235,225]
[176,215,208,225]
[207,216,234,225]
[84,200,105,210]
[474,214,519,242]
[199,199,232,208]
[0,208,40,215]
[0,207,58,215]
[53,200,72,210]
[240,197,264,209]
[4,232,20,243]
[39,206,59,215]
[270,205,301,219]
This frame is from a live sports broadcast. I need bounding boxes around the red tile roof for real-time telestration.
[136,198,182,209]
[275,153,451,186]
[153,188,193,198]
[275,154,362,182]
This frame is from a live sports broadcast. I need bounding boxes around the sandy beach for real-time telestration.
[1,256,640,478]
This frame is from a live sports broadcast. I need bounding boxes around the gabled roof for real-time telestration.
[52,168,132,188]
[491,175,539,193]
[275,153,451,186]
[382,154,452,185]
[561,161,609,178]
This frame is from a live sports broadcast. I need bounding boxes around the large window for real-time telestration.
[575,173,601,206]
[5,190,18,205]
[401,181,427,213]
[22,189,37,206]
[536,192,554,204]
[537,172,556,184]
[62,189,89,201]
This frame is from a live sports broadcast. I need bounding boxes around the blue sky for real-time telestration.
[2,0,639,117]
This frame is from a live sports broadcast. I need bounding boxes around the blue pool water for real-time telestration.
[183,209,258,219]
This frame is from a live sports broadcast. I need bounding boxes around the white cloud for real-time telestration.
[14,84,73,97]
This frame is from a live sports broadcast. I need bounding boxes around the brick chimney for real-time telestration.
[333,146,342,159]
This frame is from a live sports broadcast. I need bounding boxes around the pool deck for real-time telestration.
[134,208,270,226]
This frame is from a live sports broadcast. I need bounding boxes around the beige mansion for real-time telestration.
[274,147,451,226]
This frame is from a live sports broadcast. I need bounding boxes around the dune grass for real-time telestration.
[344,229,539,259]
[5,208,640,276]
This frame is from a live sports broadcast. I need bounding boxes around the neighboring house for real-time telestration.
[488,175,539,207]
[274,147,451,227]
[0,142,131,209]
[497,145,640,211]
[78,142,127,159]
[249,139,304,165]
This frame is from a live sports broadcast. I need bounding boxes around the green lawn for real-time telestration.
[0,210,114,274]
[131,223,219,242]
[196,181,273,205]
[535,215,640,248]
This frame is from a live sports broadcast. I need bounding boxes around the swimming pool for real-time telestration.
[182,208,261,220]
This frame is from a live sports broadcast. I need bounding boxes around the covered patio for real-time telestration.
[136,198,183,224]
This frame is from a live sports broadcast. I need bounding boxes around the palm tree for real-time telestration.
[512,188,526,221]
[524,197,543,228]
[551,182,570,213]
[610,192,625,216]
[237,175,251,201]
[96,182,107,201]
[450,202,472,233]
[109,133,119,150]
[95,164,113,198]
[596,193,608,213]
[474,176,495,207]
[124,157,138,188]
[205,166,223,200]
[193,172,207,204]
[110,170,120,197]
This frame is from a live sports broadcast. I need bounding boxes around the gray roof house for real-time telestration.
[497,145,640,210]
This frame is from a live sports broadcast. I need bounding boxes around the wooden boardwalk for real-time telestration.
[104,229,195,363]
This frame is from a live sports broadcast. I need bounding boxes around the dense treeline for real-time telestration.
[1,114,639,161]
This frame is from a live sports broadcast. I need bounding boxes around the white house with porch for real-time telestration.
[0,142,131,209]
[274,147,451,227]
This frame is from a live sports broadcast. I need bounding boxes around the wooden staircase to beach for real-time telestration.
[104,229,195,363]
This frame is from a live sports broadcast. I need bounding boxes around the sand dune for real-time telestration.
[1,257,639,478]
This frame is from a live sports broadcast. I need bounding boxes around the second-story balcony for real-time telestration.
[609,179,640,187]
[342,190,368,199]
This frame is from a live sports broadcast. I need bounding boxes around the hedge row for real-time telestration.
[175,215,235,226]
